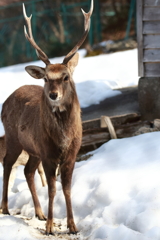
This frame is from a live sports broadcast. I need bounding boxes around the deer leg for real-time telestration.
[60,159,78,234]
[24,156,46,220]
[42,161,57,235]
[2,149,22,214]
[8,166,17,192]
[37,162,47,187]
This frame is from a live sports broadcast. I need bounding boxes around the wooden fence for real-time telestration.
[137,0,160,77]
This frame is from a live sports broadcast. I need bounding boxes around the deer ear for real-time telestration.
[25,66,45,79]
[67,52,79,74]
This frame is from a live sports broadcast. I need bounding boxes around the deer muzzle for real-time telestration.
[49,91,62,102]
[49,92,58,100]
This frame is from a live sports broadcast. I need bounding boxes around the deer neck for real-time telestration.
[39,91,80,156]
[40,90,79,135]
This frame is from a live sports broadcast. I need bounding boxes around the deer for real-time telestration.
[1,0,93,235]
[0,136,47,190]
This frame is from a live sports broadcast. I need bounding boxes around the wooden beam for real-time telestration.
[144,34,160,48]
[83,113,141,131]
[79,113,154,155]
[143,49,160,62]
[137,0,144,76]
[143,7,160,21]
[144,63,160,77]
[144,0,160,6]
[101,116,117,139]
[143,21,160,34]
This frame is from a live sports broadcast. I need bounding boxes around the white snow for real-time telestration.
[1,49,158,240]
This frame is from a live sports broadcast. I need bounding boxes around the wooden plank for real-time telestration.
[101,116,117,139]
[82,131,109,146]
[115,121,151,138]
[80,120,152,155]
[144,34,160,48]
[154,119,160,128]
[82,118,100,131]
[136,0,144,76]
[82,113,141,131]
[144,0,160,6]
[143,7,160,21]
[79,112,160,157]
[143,21,160,34]
[143,49,160,62]
[144,62,160,76]
[111,113,141,126]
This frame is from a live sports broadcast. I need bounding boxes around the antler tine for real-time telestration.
[23,3,50,65]
[63,0,94,65]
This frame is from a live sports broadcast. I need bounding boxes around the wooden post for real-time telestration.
[101,116,117,139]
[137,0,144,77]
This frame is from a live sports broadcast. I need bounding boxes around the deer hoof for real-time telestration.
[2,209,10,215]
[36,213,47,221]
[70,231,78,235]
[46,232,55,236]
[46,220,54,235]
[67,221,78,234]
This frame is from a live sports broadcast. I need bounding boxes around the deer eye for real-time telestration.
[64,75,69,82]
[44,77,48,82]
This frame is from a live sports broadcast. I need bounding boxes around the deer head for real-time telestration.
[23,1,93,110]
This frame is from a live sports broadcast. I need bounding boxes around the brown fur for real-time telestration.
[1,53,82,235]
[0,136,5,161]
[0,136,46,189]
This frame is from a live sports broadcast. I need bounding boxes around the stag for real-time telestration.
[1,0,93,235]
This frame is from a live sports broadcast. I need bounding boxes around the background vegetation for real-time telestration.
[0,0,133,67]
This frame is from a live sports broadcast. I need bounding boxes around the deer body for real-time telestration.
[1,1,93,235]
[1,56,82,234]
[2,82,81,162]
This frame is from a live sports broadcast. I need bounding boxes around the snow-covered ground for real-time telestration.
[1,132,160,240]
[1,49,159,240]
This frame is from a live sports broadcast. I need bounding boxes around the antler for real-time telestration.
[23,4,50,65]
[63,0,94,65]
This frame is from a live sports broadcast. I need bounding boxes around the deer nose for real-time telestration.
[49,92,58,100]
